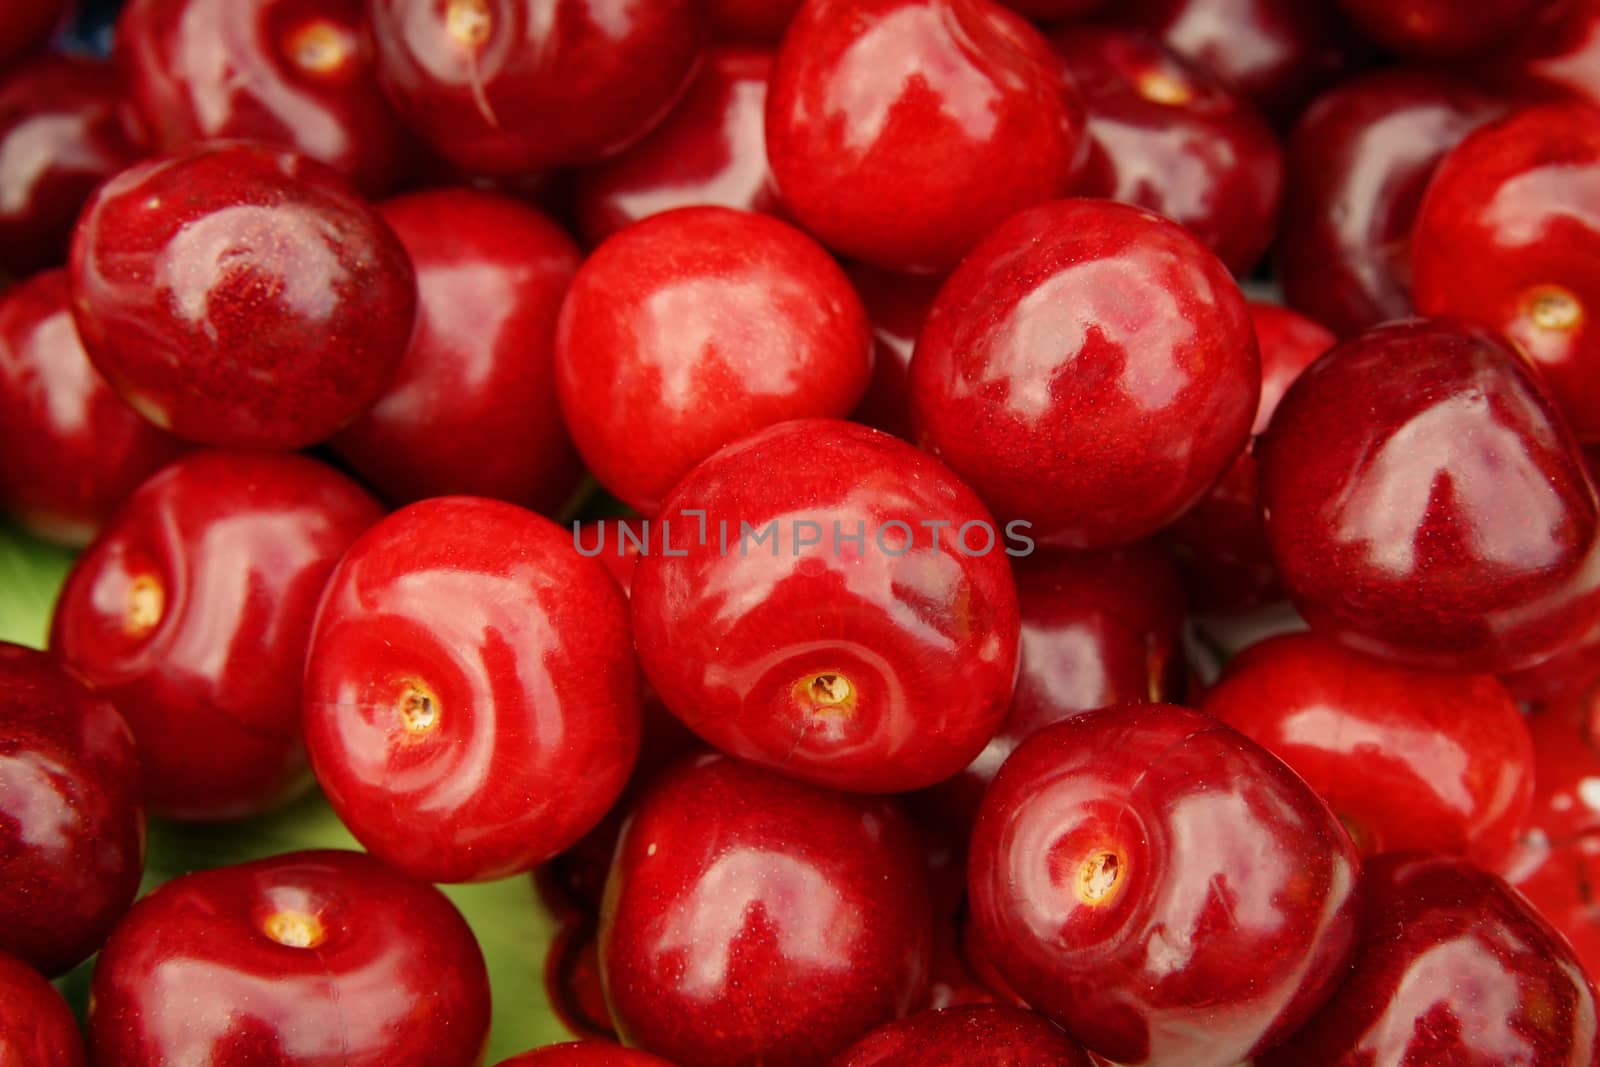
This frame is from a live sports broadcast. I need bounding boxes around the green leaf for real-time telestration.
[0,524,76,649]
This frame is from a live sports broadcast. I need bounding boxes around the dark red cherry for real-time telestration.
[909,198,1260,550]
[706,0,802,42]
[0,270,186,547]
[600,753,934,1066]
[555,207,871,515]
[0,55,143,277]
[630,418,1021,794]
[575,46,781,247]
[1257,852,1600,1067]
[847,264,942,442]
[1001,0,1108,18]
[495,1044,676,1066]
[1051,26,1283,277]
[0,1,65,72]
[68,142,416,449]
[0,643,143,978]
[368,0,705,175]
[830,1005,1091,1066]
[1478,0,1600,110]
[1336,0,1550,61]
[1503,834,1600,995]
[89,849,491,1066]
[765,0,1087,274]
[114,0,408,195]
[331,189,583,513]
[0,951,85,1066]
[50,450,382,821]
[969,703,1360,1067]
[1258,318,1600,673]
[1412,102,1600,441]
[304,496,641,883]
[1202,632,1534,865]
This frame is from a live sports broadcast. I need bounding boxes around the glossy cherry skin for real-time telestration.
[969,703,1360,1067]
[1504,834,1600,1000]
[630,418,1021,794]
[707,0,802,42]
[1336,0,1551,61]
[1202,632,1534,865]
[1257,853,1600,1067]
[830,1005,1091,1066]
[0,643,143,977]
[909,198,1260,550]
[1479,0,1600,110]
[0,55,143,276]
[0,1,65,73]
[50,450,382,821]
[496,1044,676,1066]
[332,189,583,513]
[89,849,491,1066]
[600,753,934,1066]
[555,207,871,515]
[1258,318,1600,673]
[304,496,641,883]
[575,46,780,247]
[1412,103,1600,441]
[68,141,416,449]
[0,952,85,1067]
[765,0,1087,274]
[848,263,942,441]
[114,0,407,195]
[1051,26,1283,277]
[369,0,704,175]
[1280,68,1503,339]
[0,270,186,547]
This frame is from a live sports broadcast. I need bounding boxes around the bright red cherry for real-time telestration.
[0,951,85,1066]
[1412,102,1600,441]
[630,418,1021,794]
[368,0,704,175]
[1257,853,1600,1067]
[1336,0,1551,61]
[765,0,1087,274]
[89,849,491,1066]
[0,270,186,547]
[1051,26,1283,277]
[707,0,802,42]
[909,198,1260,550]
[331,188,583,513]
[496,1044,675,1066]
[969,703,1360,1067]
[830,1005,1091,1066]
[600,753,934,1066]
[0,1,65,72]
[50,450,382,821]
[304,496,641,883]
[555,207,871,515]
[68,142,416,449]
[847,263,942,442]
[1478,0,1600,110]
[0,643,143,978]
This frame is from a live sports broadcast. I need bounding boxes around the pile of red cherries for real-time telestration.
[3,0,1600,1064]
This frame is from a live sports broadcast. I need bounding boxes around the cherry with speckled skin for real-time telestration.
[1257,853,1600,1067]
[495,1043,676,1066]
[1051,26,1283,277]
[50,450,382,821]
[1478,0,1600,110]
[0,270,186,547]
[1505,833,1600,1011]
[848,264,942,442]
[0,952,84,1066]
[89,850,490,1066]
[555,207,871,516]
[630,418,1020,794]
[0,55,143,277]
[1412,103,1600,441]
[830,1005,1091,1066]
[68,141,416,450]
[0,1,65,73]
[304,496,641,884]
[1202,632,1534,865]
[1336,0,1552,61]
[765,0,1087,274]
[1280,69,1502,338]
[600,753,934,1066]
[909,198,1260,550]
[0,643,143,978]
[332,189,583,513]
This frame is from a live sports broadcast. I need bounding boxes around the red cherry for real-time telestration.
[543,918,617,1041]
[495,1044,676,1067]
[50,450,382,821]
[1001,0,1108,18]
[1257,853,1600,1067]
[0,1,65,72]
[0,643,143,978]
[304,496,641,883]
[765,0,1087,274]
[0,951,84,1066]
[1412,102,1600,441]
[89,849,491,1066]
[1336,0,1551,61]
[368,0,705,175]
[0,270,187,546]
[830,1005,1091,1066]
[1202,632,1534,865]
[1504,835,1600,993]
[846,263,941,442]
[1258,318,1600,673]
[68,142,416,449]
[630,418,1020,794]
[969,703,1360,1067]
[331,188,583,513]
[1477,0,1600,110]
[554,207,871,515]
[1050,26,1284,277]
[600,753,934,1066]
[909,198,1260,550]
[706,0,802,42]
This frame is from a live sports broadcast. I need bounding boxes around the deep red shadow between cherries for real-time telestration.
[0,1,66,72]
